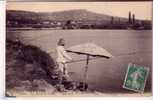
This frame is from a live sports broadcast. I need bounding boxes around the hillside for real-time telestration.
[6,9,128,22]
[6,39,57,93]
[38,9,126,21]
[6,10,38,22]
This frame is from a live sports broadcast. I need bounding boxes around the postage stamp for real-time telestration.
[123,63,149,93]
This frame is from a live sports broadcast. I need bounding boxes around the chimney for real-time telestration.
[129,11,132,24]
[132,14,135,24]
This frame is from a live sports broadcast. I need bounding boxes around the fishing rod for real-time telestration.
[10,33,151,64]
[12,36,151,65]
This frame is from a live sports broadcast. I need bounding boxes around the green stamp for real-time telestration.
[123,63,149,92]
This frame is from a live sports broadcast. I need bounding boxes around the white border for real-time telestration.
[0,0,6,99]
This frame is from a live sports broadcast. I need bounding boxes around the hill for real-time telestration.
[38,9,127,21]
[6,9,128,22]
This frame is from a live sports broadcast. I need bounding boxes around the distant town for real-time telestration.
[6,10,151,30]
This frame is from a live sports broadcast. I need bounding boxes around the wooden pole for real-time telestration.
[84,55,90,90]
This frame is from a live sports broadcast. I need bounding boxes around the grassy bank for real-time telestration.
[6,39,60,96]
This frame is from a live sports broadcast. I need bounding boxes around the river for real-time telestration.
[6,29,152,93]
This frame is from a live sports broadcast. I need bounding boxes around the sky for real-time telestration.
[6,2,152,20]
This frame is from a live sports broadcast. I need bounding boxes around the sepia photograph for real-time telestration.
[6,2,152,97]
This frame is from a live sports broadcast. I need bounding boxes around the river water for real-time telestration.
[7,29,152,92]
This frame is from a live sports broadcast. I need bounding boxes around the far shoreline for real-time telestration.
[6,27,152,31]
